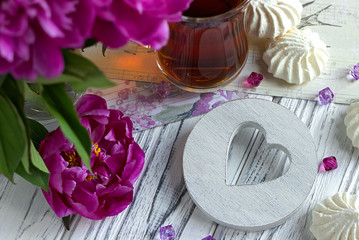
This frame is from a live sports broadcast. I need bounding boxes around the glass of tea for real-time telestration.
[155,0,251,92]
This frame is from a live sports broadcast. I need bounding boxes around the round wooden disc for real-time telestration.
[183,99,317,231]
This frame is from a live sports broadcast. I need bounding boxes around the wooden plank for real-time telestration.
[0,176,65,240]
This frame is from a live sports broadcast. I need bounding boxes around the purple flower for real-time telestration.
[90,0,194,50]
[0,0,95,81]
[40,94,145,219]
[1,0,193,80]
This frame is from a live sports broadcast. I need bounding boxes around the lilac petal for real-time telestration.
[32,29,64,78]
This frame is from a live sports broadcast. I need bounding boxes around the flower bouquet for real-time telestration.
[0,0,192,224]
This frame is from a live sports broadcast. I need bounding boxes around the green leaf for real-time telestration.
[62,50,115,91]
[1,75,25,113]
[23,83,49,114]
[2,76,30,173]
[15,163,49,192]
[26,118,49,150]
[0,74,6,87]
[30,141,49,173]
[35,74,82,85]
[41,84,92,172]
[20,137,30,174]
[62,215,71,230]
[0,94,27,181]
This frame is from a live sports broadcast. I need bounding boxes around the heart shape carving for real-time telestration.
[183,99,317,231]
[226,123,290,186]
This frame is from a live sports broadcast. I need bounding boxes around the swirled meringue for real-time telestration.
[262,28,329,84]
[344,102,359,149]
[246,0,303,39]
[310,193,359,240]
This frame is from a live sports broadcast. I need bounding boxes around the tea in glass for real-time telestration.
[155,0,250,92]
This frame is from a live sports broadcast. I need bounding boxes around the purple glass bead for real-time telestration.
[350,63,359,80]
[318,87,334,105]
[202,235,216,240]
[159,225,176,240]
[319,156,338,172]
[246,72,263,87]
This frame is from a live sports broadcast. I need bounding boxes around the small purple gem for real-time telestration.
[246,72,264,87]
[318,87,334,105]
[202,235,216,240]
[159,225,176,240]
[350,63,359,80]
[319,156,338,172]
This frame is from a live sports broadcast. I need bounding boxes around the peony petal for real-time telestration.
[111,1,169,49]
[62,180,77,196]
[104,152,126,174]
[90,124,106,144]
[62,167,88,183]
[104,128,117,142]
[32,28,64,78]
[71,187,99,213]
[38,15,64,38]
[42,189,75,218]
[91,18,128,48]
[76,94,108,115]
[0,34,15,62]
[122,142,145,184]
[12,60,37,81]
[39,129,68,159]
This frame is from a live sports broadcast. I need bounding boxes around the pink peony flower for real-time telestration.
[39,94,145,219]
[91,0,193,49]
[0,0,95,80]
[0,0,193,81]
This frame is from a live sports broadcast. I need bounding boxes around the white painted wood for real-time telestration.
[2,96,359,240]
[183,98,318,231]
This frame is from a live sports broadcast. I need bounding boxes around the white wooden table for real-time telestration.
[0,94,357,240]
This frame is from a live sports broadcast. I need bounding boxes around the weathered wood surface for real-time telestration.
[0,95,358,240]
[183,99,317,231]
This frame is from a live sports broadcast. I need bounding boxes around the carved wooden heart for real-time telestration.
[183,98,317,231]
[226,122,290,186]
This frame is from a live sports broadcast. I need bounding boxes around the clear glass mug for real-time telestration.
[155,0,251,93]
